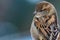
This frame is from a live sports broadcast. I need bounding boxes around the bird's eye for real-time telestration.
[39,9,46,12]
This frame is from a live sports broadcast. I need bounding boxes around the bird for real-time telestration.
[30,1,60,40]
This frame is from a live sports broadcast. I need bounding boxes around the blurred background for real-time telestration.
[0,0,60,40]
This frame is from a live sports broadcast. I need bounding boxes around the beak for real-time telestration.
[33,11,37,14]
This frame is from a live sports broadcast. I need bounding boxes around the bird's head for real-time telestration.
[34,1,53,15]
[34,1,52,25]
[34,1,56,26]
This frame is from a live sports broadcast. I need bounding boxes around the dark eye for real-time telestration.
[39,9,46,12]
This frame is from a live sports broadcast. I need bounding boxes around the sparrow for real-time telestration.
[30,1,60,40]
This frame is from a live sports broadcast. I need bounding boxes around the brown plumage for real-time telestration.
[30,1,59,40]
